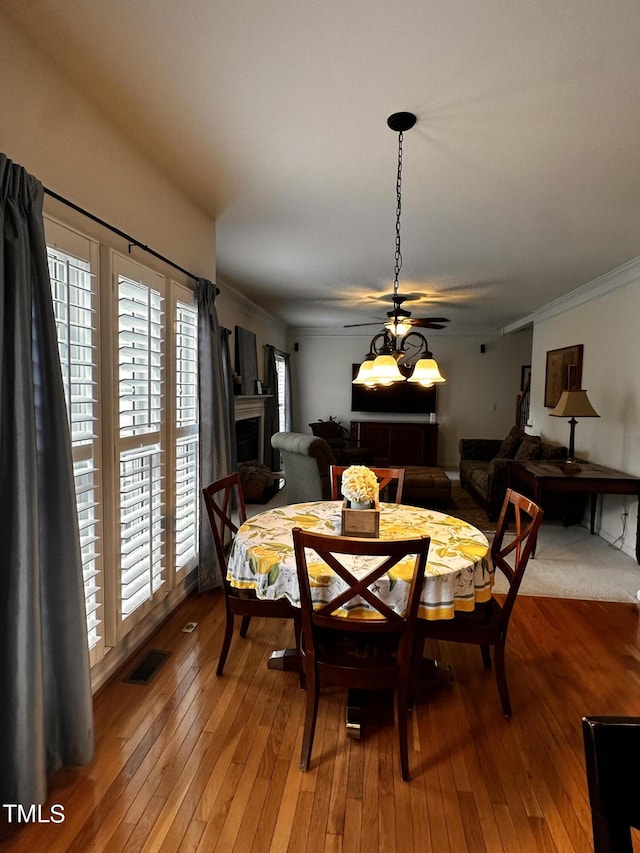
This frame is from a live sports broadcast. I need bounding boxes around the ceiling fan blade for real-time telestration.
[343,321,385,328]
[407,317,450,328]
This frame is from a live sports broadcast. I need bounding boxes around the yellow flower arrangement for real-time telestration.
[341,465,378,505]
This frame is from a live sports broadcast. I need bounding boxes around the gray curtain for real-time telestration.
[263,345,280,470]
[0,155,94,806]
[196,279,234,591]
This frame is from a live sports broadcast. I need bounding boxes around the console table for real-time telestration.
[509,460,640,564]
[350,420,438,467]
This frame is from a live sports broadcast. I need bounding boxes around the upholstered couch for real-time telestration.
[271,432,336,503]
[459,426,567,519]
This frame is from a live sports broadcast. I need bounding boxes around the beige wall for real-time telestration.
[528,266,640,558]
[288,328,533,468]
[0,10,287,366]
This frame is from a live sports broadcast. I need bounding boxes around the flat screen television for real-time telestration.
[350,364,437,415]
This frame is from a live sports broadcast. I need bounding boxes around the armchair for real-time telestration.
[271,431,336,502]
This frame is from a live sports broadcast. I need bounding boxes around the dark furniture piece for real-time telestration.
[402,466,452,507]
[459,426,567,519]
[509,460,640,564]
[582,715,640,852]
[309,420,373,465]
[292,527,430,780]
[350,420,438,466]
[412,488,544,717]
[202,473,303,683]
[329,464,406,504]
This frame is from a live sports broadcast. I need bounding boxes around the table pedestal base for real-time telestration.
[267,648,300,672]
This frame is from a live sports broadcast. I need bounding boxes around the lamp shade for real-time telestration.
[550,390,599,419]
[353,358,375,385]
[407,357,446,386]
[367,354,404,385]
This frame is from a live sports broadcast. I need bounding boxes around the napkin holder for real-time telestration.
[341,499,380,538]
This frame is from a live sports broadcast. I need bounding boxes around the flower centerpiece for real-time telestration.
[341,465,379,509]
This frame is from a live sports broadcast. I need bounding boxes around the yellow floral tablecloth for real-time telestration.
[227,501,493,621]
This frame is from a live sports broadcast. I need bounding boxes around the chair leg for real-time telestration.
[293,617,306,690]
[480,644,492,669]
[216,608,235,676]
[493,642,512,718]
[396,683,411,781]
[239,615,251,637]
[408,635,426,710]
[300,667,319,771]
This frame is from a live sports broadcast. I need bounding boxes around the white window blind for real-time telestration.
[275,352,288,431]
[48,234,103,657]
[116,262,166,627]
[174,296,198,574]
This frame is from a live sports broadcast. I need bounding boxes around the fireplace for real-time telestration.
[236,416,260,464]
[233,395,267,464]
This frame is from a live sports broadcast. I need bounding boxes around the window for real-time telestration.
[47,222,104,665]
[46,220,199,665]
[173,295,199,577]
[275,352,288,432]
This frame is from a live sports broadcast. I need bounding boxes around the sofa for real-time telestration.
[271,432,336,503]
[459,426,567,519]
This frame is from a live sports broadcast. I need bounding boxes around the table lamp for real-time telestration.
[549,389,599,474]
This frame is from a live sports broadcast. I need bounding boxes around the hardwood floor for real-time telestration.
[3,591,640,852]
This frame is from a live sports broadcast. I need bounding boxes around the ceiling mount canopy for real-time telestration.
[353,112,446,388]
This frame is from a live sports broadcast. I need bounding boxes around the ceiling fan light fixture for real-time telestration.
[352,111,447,389]
[385,317,412,337]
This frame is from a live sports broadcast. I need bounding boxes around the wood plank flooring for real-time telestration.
[3,591,640,852]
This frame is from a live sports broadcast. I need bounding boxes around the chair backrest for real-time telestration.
[202,473,247,592]
[582,716,640,852]
[271,431,337,502]
[329,465,405,504]
[292,528,430,676]
[491,488,543,627]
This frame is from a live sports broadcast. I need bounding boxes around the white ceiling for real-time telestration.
[6,0,640,333]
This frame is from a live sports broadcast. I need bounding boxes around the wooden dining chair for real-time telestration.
[329,464,406,503]
[202,473,303,682]
[412,487,543,717]
[582,715,640,852]
[292,528,430,780]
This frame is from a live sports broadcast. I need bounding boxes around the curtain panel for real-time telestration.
[263,345,280,471]
[0,156,94,807]
[196,279,234,591]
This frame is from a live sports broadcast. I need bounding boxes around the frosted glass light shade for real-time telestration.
[353,358,375,385]
[407,358,446,385]
[367,354,404,385]
[385,318,412,337]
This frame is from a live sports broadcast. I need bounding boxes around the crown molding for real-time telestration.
[502,256,640,334]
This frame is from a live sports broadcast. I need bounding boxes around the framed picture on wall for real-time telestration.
[544,344,583,407]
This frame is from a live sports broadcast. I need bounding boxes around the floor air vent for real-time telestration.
[124,650,171,685]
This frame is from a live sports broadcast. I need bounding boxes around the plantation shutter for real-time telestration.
[48,239,104,659]
[117,273,165,624]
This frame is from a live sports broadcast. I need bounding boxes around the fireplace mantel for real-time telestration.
[234,395,272,422]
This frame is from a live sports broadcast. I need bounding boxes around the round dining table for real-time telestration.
[227,499,493,620]
[227,499,493,737]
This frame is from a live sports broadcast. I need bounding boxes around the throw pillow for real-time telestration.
[496,426,523,459]
[515,437,542,461]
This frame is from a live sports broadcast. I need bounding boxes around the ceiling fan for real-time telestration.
[344,294,450,331]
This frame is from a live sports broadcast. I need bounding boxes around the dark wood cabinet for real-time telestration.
[350,421,438,467]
